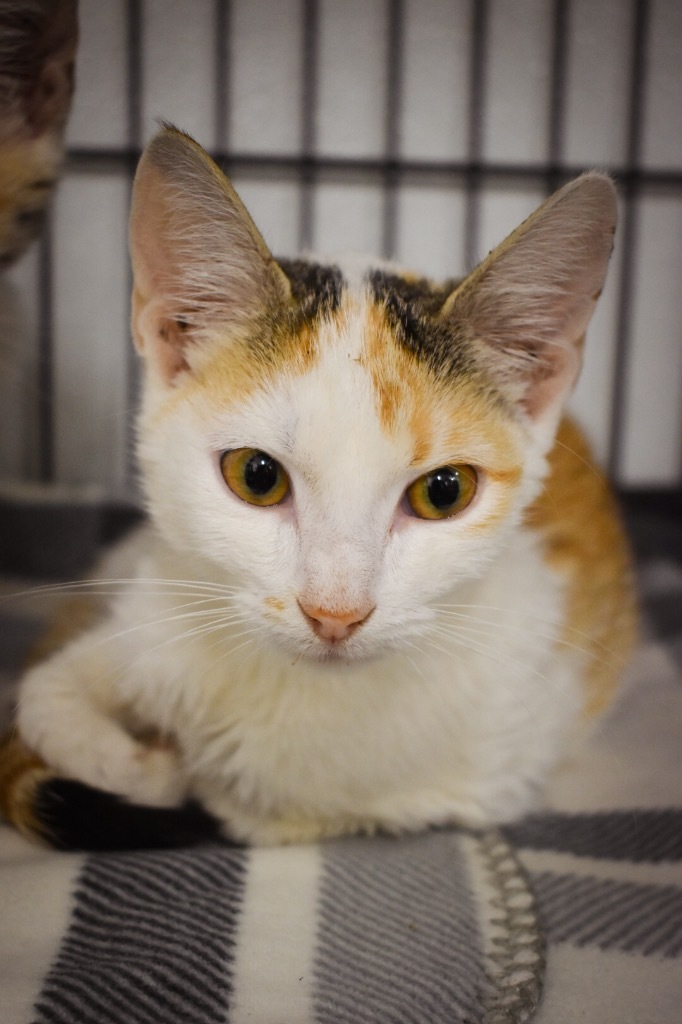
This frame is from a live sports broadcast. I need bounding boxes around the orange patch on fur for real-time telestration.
[361,301,527,520]
[0,731,52,841]
[149,308,328,426]
[360,302,437,463]
[200,302,339,401]
[527,418,637,718]
[264,596,286,612]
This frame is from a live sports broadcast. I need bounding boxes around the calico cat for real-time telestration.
[0,126,636,850]
[0,0,77,267]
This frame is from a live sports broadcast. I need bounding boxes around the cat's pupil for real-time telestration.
[427,468,461,510]
[244,452,279,495]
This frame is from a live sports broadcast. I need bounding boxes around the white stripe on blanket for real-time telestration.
[230,844,323,1024]
[0,832,83,1024]
[533,945,682,1024]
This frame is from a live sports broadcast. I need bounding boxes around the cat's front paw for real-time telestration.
[128,742,187,807]
[80,734,187,808]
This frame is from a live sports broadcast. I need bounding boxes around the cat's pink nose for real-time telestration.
[298,600,374,642]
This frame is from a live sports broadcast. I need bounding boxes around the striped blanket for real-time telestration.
[1,512,680,1023]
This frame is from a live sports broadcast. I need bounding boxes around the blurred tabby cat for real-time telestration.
[1,126,636,850]
[0,0,77,446]
[0,0,77,268]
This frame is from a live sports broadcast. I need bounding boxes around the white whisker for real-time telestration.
[432,605,605,662]
[431,601,606,651]
[74,604,239,654]
[425,621,550,684]
[3,576,242,604]
[398,639,430,684]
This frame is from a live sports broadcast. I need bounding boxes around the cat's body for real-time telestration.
[3,127,636,849]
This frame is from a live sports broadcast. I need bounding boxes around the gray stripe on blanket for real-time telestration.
[33,846,247,1024]
[504,810,682,862]
[313,830,486,1024]
[531,871,682,957]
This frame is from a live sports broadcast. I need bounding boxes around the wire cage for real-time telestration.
[1,0,681,516]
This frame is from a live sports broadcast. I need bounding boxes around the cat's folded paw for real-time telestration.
[80,734,187,808]
[129,743,187,807]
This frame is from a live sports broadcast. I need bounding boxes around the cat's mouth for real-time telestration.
[303,639,379,667]
[285,626,380,667]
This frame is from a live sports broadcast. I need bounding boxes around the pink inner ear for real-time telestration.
[440,175,617,427]
[132,293,191,382]
[519,341,583,421]
[466,293,591,426]
[151,320,191,380]
[130,164,179,300]
[129,127,293,387]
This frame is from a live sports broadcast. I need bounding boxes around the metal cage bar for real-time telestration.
[608,0,650,480]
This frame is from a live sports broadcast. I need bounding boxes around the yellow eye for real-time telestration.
[406,464,478,520]
[220,449,290,507]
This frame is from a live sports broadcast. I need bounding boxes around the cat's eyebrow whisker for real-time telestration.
[552,436,606,483]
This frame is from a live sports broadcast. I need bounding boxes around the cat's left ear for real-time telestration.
[130,125,291,382]
[440,174,617,444]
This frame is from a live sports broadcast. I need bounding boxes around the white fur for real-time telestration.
[17,289,586,845]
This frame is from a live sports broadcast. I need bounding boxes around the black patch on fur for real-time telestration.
[368,269,475,380]
[278,258,345,320]
[34,778,225,852]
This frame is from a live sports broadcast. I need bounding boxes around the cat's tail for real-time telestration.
[0,733,223,851]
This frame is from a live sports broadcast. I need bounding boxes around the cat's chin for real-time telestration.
[306,645,379,668]
[273,632,384,668]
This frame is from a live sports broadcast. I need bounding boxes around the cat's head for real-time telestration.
[0,0,77,267]
[130,126,616,663]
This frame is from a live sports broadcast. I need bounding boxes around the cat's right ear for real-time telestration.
[130,125,291,383]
